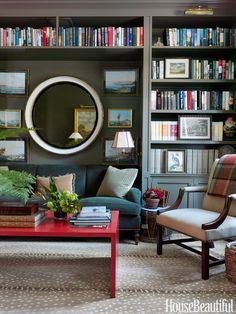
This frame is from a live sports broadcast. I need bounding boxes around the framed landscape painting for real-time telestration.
[74,107,96,140]
[0,110,21,128]
[0,70,28,95]
[0,138,26,162]
[165,58,190,79]
[103,68,139,95]
[103,138,137,164]
[179,115,211,140]
[108,109,132,128]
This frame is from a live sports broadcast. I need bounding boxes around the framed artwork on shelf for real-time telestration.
[108,108,132,128]
[166,149,186,173]
[0,110,21,128]
[103,68,139,95]
[0,70,28,95]
[0,138,27,162]
[179,115,211,140]
[103,138,137,165]
[165,58,190,79]
[74,106,96,140]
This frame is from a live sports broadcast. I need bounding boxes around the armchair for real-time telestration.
[156,154,236,279]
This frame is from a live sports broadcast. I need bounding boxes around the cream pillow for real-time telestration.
[35,173,75,194]
[96,166,138,198]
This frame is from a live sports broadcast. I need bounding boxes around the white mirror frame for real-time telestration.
[25,76,104,155]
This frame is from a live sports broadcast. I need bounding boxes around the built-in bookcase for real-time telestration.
[145,16,236,206]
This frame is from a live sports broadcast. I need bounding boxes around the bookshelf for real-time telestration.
[144,16,236,207]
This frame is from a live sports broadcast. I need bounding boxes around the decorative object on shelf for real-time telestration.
[184,6,213,16]
[153,37,163,47]
[103,68,139,95]
[0,169,35,203]
[179,115,211,140]
[108,109,132,128]
[41,178,81,220]
[0,110,21,128]
[223,117,236,138]
[218,145,236,158]
[143,187,164,208]
[164,58,190,79]
[0,138,27,162]
[0,70,28,95]
[166,149,186,173]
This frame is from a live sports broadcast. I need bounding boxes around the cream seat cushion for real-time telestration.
[96,166,138,198]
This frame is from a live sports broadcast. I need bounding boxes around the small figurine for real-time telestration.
[223,116,236,137]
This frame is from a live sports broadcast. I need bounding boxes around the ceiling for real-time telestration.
[0,0,235,16]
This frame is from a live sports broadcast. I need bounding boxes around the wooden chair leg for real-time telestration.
[134,230,139,245]
[157,224,163,255]
[202,241,210,280]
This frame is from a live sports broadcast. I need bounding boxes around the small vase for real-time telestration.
[54,210,67,220]
[145,198,160,209]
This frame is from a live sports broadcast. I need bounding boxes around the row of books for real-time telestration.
[58,26,144,47]
[0,202,45,227]
[150,148,219,174]
[152,59,236,80]
[69,206,111,227]
[163,27,236,47]
[0,27,56,47]
[151,121,224,141]
[151,90,234,111]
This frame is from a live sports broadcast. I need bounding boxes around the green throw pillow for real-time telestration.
[96,166,138,198]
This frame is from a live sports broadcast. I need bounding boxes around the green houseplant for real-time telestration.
[41,177,81,219]
[0,169,35,203]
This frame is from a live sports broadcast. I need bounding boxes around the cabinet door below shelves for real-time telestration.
[150,175,208,208]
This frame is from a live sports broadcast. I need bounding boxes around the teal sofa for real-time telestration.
[4,164,142,243]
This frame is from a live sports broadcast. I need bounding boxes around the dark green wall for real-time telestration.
[0,59,142,165]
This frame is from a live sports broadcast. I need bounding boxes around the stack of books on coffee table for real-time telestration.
[69,206,111,227]
[0,202,45,227]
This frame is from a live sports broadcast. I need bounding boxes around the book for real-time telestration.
[0,202,38,216]
[80,206,109,217]
[0,216,44,228]
[0,211,45,222]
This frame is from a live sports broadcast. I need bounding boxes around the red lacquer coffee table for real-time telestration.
[0,210,119,298]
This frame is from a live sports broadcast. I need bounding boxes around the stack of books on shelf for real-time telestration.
[69,206,111,227]
[0,202,45,227]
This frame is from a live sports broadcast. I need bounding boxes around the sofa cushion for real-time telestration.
[35,173,75,194]
[96,166,138,198]
[36,165,86,197]
[80,196,141,216]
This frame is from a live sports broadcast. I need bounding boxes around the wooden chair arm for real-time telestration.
[157,185,207,215]
[202,194,236,230]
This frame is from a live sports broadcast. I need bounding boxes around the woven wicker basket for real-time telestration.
[225,241,236,283]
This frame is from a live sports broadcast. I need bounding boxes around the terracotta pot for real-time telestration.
[145,198,160,208]
[54,210,67,220]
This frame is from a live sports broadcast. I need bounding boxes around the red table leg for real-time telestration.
[110,231,118,298]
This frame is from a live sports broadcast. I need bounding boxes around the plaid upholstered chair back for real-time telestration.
[202,155,236,217]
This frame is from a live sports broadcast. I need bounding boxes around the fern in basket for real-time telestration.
[0,169,35,203]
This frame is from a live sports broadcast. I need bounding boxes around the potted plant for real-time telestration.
[143,187,164,208]
[0,169,35,203]
[41,177,81,219]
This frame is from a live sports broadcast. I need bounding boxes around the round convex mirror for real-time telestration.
[25,76,103,155]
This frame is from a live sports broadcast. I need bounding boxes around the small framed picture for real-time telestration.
[166,149,186,173]
[165,58,190,79]
[179,115,211,140]
[103,138,137,164]
[0,138,27,162]
[103,68,139,95]
[0,110,21,128]
[74,107,97,140]
[108,109,132,128]
[0,70,28,95]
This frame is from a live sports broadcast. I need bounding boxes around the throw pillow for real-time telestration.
[96,166,138,198]
[35,173,75,194]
